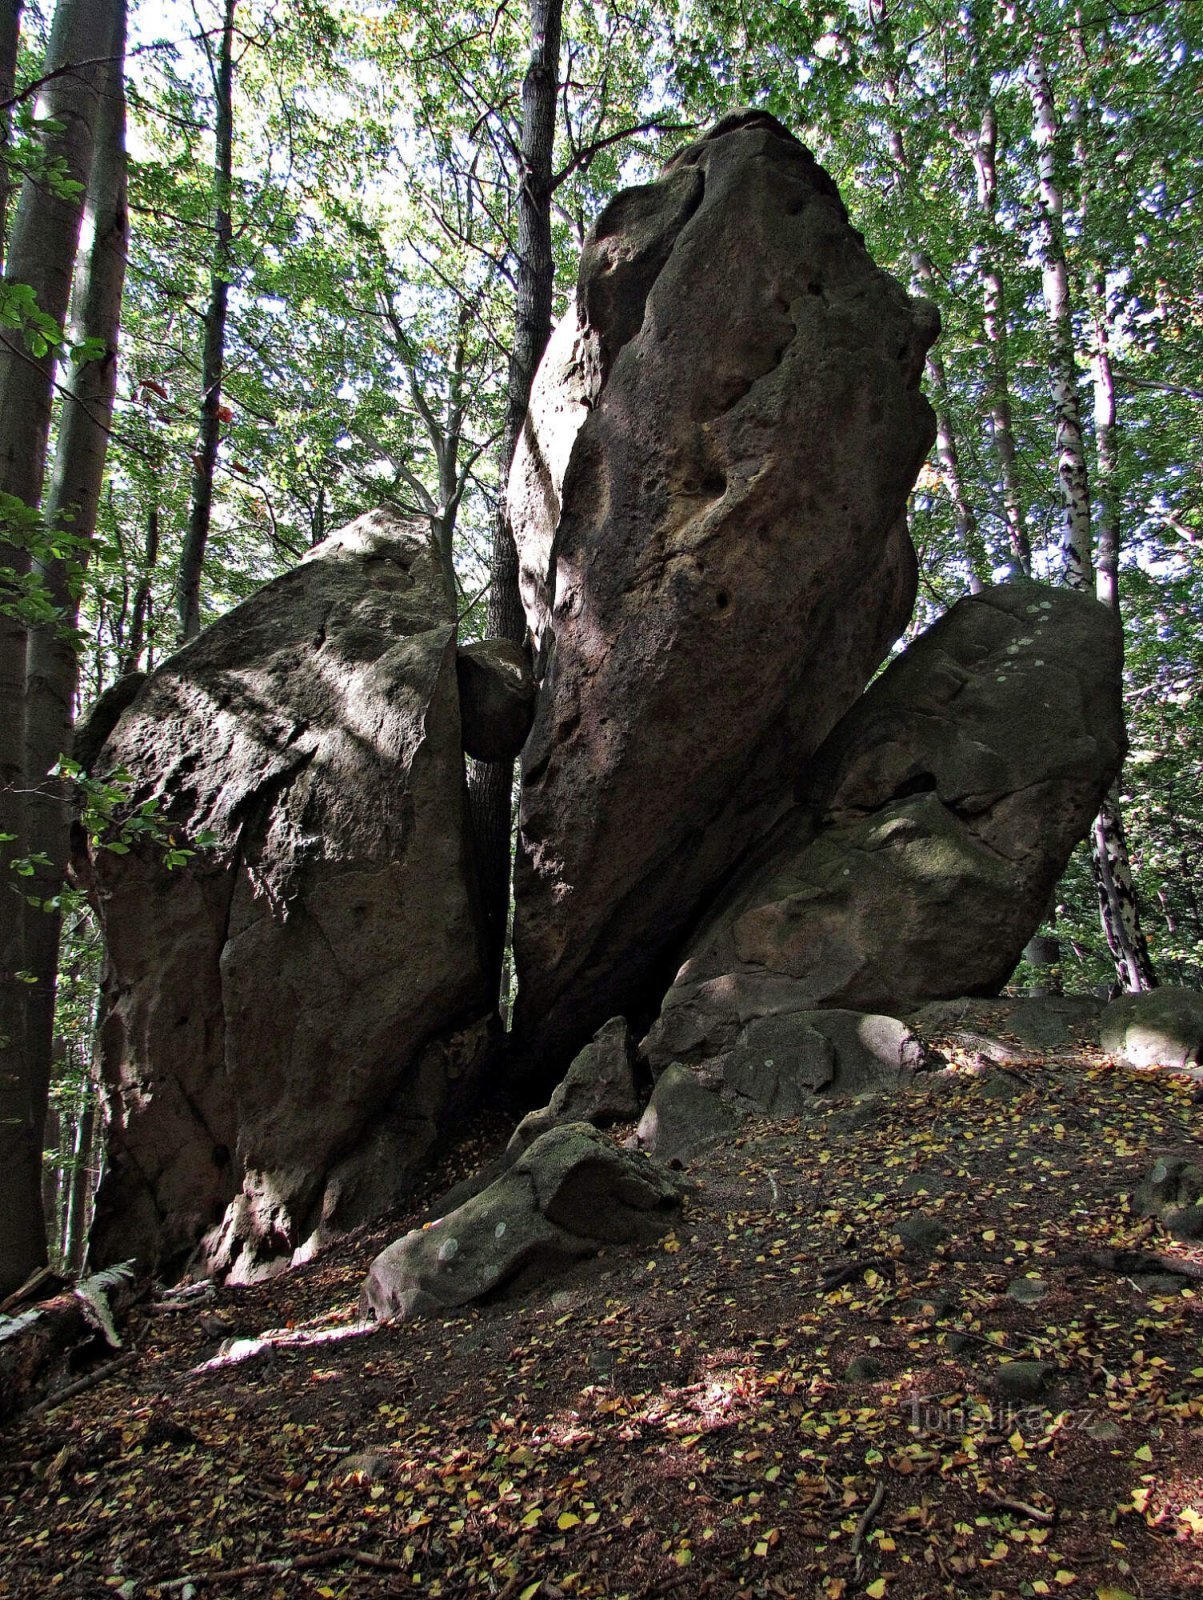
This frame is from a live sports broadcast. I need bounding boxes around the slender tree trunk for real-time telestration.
[0,1,23,273]
[120,503,158,673]
[1028,49,1093,591]
[1084,269,1157,990]
[61,1069,95,1272]
[468,0,563,994]
[0,0,114,1300]
[175,0,235,642]
[21,5,127,1207]
[971,103,1031,577]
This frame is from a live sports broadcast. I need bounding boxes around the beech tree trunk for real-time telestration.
[0,1,22,272]
[0,0,115,1300]
[22,2,128,1182]
[468,0,563,995]
[175,0,235,642]
[971,102,1031,578]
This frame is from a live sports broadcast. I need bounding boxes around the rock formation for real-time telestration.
[456,639,535,763]
[644,583,1124,1069]
[1100,988,1203,1071]
[81,511,495,1283]
[359,1123,684,1321]
[509,108,939,1070]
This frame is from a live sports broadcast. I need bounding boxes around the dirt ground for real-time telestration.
[3,1037,1203,1600]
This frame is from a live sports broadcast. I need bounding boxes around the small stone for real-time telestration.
[336,1453,393,1481]
[844,1355,883,1382]
[893,1215,948,1257]
[899,1171,947,1196]
[896,1294,952,1322]
[1006,1276,1049,1304]
[1131,1274,1186,1296]
[979,1072,1024,1101]
[1165,1203,1203,1241]
[996,1360,1054,1400]
[944,1330,973,1355]
[1084,1418,1121,1441]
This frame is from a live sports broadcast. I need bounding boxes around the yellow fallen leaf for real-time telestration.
[519,1584,542,1600]
[557,1511,581,1530]
[866,1580,888,1599]
[1054,1572,1077,1587]
[1133,1444,1153,1462]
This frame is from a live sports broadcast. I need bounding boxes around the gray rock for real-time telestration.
[895,1294,953,1322]
[844,1354,883,1382]
[359,1124,683,1321]
[335,1453,394,1481]
[82,512,494,1283]
[633,1063,743,1164]
[1134,1156,1203,1221]
[644,582,1123,1057]
[1006,1276,1049,1304]
[996,1360,1054,1400]
[893,1216,948,1258]
[456,638,535,762]
[1165,1204,1203,1242]
[908,992,1100,1056]
[1100,987,1203,1071]
[511,109,938,1069]
[507,1018,643,1157]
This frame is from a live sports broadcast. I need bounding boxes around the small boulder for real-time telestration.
[1100,987,1203,1071]
[456,638,535,762]
[633,1064,743,1164]
[996,1360,1054,1401]
[893,1216,947,1259]
[359,1124,683,1322]
[507,1018,642,1156]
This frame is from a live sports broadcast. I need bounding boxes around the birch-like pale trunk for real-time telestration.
[21,3,128,1180]
[971,103,1031,578]
[1028,49,1093,592]
[468,0,563,995]
[1084,271,1157,990]
[175,0,235,641]
[0,0,114,1298]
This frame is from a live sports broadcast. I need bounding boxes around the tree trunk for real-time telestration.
[175,0,235,642]
[120,503,158,674]
[21,4,128,1211]
[467,0,563,994]
[1028,49,1093,591]
[971,102,1031,578]
[61,1073,95,1273]
[0,0,114,1300]
[0,0,23,273]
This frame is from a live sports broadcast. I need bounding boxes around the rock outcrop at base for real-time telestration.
[82,511,495,1283]
[1100,988,1203,1071]
[359,1124,684,1321]
[644,583,1124,1066]
[510,108,939,1071]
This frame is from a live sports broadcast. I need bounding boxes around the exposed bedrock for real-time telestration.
[643,582,1125,1071]
[80,511,496,1283]
[509,108,939,1073]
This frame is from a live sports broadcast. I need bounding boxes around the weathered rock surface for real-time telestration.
[634,1011,927,1162]
[510,108,939,1070]
[1100,987,1203,1071]
[506,1018,643,1156]
[908,994,1103,1062]
[456,638,535,762]
[82,511,494,1283]
[359,1124,684,1321]
[644,582,1124,1063]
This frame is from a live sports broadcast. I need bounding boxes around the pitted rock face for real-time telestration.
[82,510,494,1284]
[642,582,1125,1071]
[509,109,939,1073]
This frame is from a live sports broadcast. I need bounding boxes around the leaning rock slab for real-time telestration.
[456,638,535,762]
[82,511,494,1283]
[511,108,938,1070]
[506,1017,643,1156]
[644,582,1124,1063]
[359,1124,683,1321]
[1100,987,1203,1071]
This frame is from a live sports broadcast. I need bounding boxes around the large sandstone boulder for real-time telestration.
[1100,988,1203,1071]
[359,1124,684,1321]
[81,511,495,1283]
[510,109,939,1070]
[644,583,1124,1068]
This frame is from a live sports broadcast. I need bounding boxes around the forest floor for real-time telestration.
[2,1029,1203,1600]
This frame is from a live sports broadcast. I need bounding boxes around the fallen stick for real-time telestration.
[851,1477,886,1576]
[25,1351,138,1418]
[983,1487,1056,1525]
[156,1551,340,1590]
